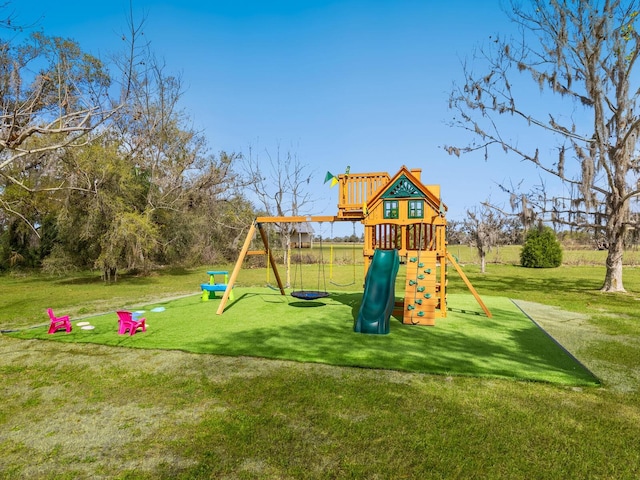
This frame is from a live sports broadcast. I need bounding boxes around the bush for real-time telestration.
[520,226,563,268]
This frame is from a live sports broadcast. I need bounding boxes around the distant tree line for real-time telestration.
[448,208,640,272]
[326,234,364,243]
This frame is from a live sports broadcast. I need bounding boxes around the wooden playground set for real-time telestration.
[213,165,491,326]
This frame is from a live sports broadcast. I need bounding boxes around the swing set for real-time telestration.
[262,221,357,298]
[216,216,356,314]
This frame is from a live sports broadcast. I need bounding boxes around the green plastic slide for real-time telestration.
[354,249,400,334]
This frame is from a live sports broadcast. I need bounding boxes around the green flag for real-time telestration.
[324,171,335,184]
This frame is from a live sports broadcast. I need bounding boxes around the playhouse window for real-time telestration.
[383,200,399,219]
[408,200,424,219]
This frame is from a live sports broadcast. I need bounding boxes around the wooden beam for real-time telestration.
[257,222,285,295]
[255,215,341,224]
[446,251,492,318]
[216,222,257,315]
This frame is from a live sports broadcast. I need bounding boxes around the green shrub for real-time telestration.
[520,226,563,268]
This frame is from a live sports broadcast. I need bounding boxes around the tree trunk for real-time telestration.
[480,251,486,274]
[602,237,625,292]
[102,266,117,284]
[601,208,626,292]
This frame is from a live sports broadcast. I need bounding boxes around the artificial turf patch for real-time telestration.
[8,289,599,386]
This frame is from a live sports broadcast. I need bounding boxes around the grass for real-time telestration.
[448,243,640,266]
[1,247,640,478]
[7,291,598,386]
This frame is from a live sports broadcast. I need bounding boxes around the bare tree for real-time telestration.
[0,3,142,234]
[244,144,315,286]
[464,205,507,273]
[446,219,467,245]
[447,0,640,292]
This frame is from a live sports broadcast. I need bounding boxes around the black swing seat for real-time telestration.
[290,290,330,301]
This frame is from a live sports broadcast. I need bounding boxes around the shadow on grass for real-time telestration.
[289,301,326,308]
[56,275,163,287]
[220,292,288,313]
[7,289,599,386]
[183,303,596,385]
[193,293,598,385]
[449,265,603,297]
[54,267,197,287]
[158,267,196,276]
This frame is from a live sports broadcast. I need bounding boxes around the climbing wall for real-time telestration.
[403,251,439,325]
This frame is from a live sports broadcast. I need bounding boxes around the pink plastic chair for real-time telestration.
[116,311,146,336]
[47,308,72,334]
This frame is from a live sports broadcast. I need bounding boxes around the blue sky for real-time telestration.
[18,0,543,236]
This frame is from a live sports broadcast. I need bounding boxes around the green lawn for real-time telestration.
[1,252,640,479]
[7,290,598,386]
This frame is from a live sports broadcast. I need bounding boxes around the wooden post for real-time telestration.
[439,251,447,318]
[446,251,492,318]
[216,222,257,315]
[257,223,285,295]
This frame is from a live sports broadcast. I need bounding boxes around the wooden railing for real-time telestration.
[337,172,390,218]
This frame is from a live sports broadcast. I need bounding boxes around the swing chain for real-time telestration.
[329,221,358,287]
